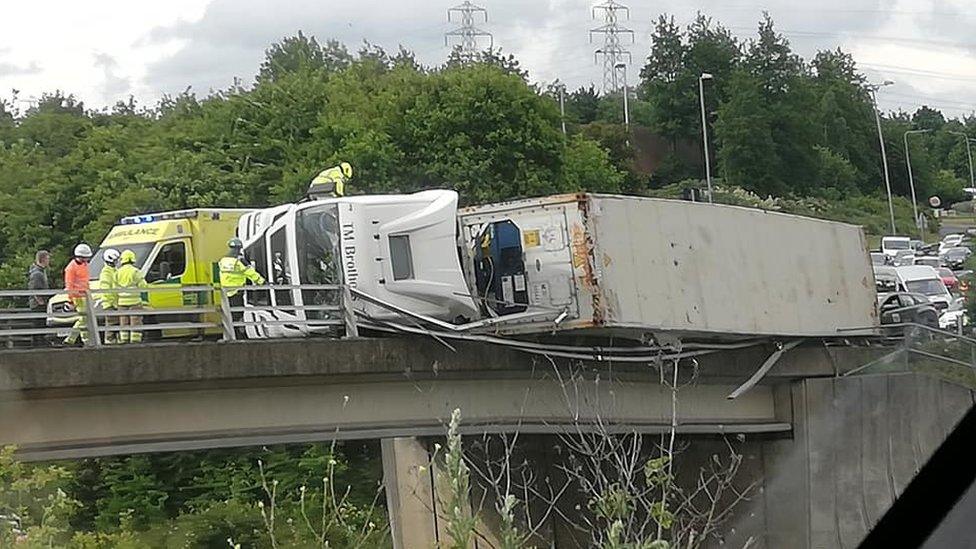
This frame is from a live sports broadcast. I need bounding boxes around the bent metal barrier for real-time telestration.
[0,284,359,348]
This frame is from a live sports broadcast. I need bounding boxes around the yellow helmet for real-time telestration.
[340,162,353,178]
[120,249,137,265]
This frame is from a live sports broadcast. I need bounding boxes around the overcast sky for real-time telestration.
[1,0,974,117]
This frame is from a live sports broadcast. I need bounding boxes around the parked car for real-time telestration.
[873,265,900,294]
[882,236,912,261]
[878,292,940,334]
[942,233,965,247]
[938,267,959,290]
[940,246,972,269]
[939,234,969,254]
[893,249,916,266]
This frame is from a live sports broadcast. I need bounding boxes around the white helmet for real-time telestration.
[102,248,120,264]
[73,243,93,258]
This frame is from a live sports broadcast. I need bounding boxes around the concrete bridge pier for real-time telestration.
[382,437,503,549]
[382,437,440,549]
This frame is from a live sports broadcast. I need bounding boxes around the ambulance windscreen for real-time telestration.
[89,242,154,280]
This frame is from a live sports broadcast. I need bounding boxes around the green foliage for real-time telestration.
[639,13,739,148]
[2,443,387,548]
[440,408,476,549]
[813,145,861,195]
[929,169,968,206]
[562,134,626,193]
[258,32,352,83]
[94,456,168,530]
[1,446,82,548]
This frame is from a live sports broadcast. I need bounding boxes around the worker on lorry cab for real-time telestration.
[63,243,93,346]
[307,162,352,198]
[116,249,149,343]
[98,248,121,344]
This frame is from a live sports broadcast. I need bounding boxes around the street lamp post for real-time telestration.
[558,84,567,136]
[904,129,931,240]
[699,73,714,203]
[948,131,975,190]
[870,80,896,235]
[615,63,630,130]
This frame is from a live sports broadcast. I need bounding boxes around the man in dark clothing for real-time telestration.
[27,250,50,346]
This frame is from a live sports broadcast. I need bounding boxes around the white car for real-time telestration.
[939,234,967,254]
[942,233,965,246]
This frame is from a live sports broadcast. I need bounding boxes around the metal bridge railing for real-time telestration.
[844,322,976,390]
[0,284,358,349]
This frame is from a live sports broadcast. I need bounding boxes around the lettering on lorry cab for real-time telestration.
[341,221,359,288]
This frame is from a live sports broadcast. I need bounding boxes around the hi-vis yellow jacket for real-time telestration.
[98,265,118,308]
[307,164,351,197]
[115,263,147,307]
[219,256,265,296]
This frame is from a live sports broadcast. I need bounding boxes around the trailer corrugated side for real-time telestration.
[457,194,878,339]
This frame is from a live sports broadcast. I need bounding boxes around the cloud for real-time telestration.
[0,60,41,76]
[93,53,131,101]
[0,0,972,116]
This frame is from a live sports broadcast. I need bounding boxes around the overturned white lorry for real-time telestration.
[236,190,879,343]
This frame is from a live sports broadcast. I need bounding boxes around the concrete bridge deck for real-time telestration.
[2,337,972,548]
[0,337,880,460]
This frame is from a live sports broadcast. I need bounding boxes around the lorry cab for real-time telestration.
[48,209,250,337]
[236,190,479,338]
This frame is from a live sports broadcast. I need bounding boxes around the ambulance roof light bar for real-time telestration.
[119,209,200,225]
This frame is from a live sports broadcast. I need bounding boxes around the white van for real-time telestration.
[893,265,964,329]
[881,236,911,260]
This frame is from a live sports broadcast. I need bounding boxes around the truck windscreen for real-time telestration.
[296,205,341,319]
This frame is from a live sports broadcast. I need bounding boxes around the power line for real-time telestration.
[445,1,492,60]
[728,25,976,50]
[708,4,976,19]
[859,63,976,83]
[882,91,975,110]
[590,0,634,93]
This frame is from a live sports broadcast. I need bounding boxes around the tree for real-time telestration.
[561,134,626,193]
[714,70,782,195]
[446,46,529,81]
[258,32,352,82]
[714,14,819,195]
[640,15,695,145]
[565,85,601,125]
[912,106,946,132]
[809,49,877,193]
